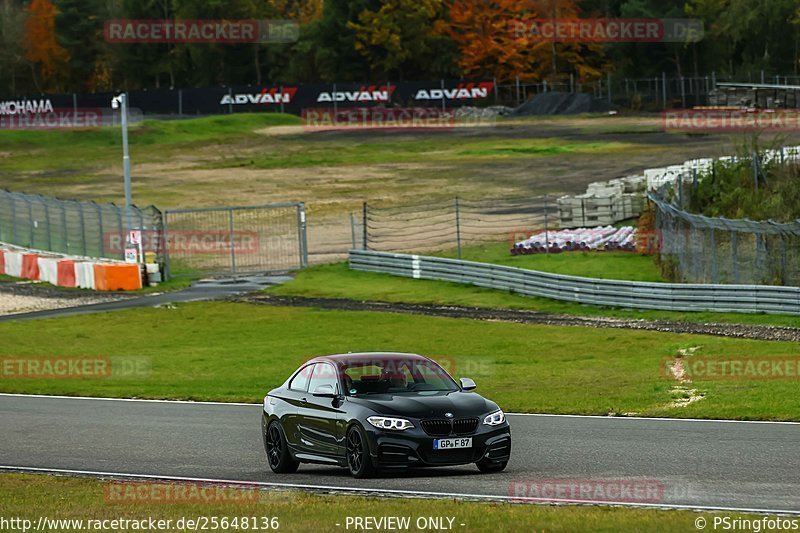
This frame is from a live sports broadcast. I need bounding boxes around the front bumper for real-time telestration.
[363,422,511,469]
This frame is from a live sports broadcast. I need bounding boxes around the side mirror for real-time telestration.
[459,377,476,391]
[312,384,336,398]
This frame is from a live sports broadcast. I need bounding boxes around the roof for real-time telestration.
[306,352,431,367]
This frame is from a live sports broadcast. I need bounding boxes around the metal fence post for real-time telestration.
[362,202,368,250]
[61,202,68,254]
[455,197,461,260]
[297,202,308,268]
[350,214,357,250]
[780,235,788,285]
[78,201,87,256]
[22,195,33,247]
[115,205,123,258]
[95,203,105,257]
[9,193,16,244]
[731,231,739,284]
[228,207,236,274]
[43,198,52,251]
[710,229,717,283]
[163,211,171,280]
[544,194,549,255]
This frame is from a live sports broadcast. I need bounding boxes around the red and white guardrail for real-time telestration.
[0,243,142,291]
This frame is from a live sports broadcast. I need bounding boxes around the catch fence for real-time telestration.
[163,203,307,277]
[360,196,558,256]
[650,192,800,286]
[0,189,162,261]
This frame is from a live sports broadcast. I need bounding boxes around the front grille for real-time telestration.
[421,419,452,436]
[453,418,478,435]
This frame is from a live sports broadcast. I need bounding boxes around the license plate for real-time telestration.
[433,437,472,450]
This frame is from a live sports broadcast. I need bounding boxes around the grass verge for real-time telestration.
[0,473,733,533]
[0,301,798,420]
[436,242,665,282]
[268,262,800,328]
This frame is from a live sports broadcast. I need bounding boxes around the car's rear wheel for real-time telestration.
[265,421,299,473]
[346,425,375,478]
[476,458,507,473]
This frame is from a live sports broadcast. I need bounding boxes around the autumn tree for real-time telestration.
[348,0,457,79]
[0,0,28,94]
[23,0,69,91]
[439,0,608,83]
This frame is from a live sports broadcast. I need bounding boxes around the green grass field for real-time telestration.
[0,114,300,174]
[0,301,798,420]
[0,473,719,533]
[269,262,800,328]
[437,243,666,282]
[0,113,673,210]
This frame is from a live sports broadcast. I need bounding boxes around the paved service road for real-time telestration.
[1,394,798,512]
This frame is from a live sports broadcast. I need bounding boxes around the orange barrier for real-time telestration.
[93,263,142,291]
[21,254,39,280]
[57,260,77,288]
[0,250,4,275]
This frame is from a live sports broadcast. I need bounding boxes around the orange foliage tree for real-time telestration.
[23,0,69,91]
[438,0,608,83]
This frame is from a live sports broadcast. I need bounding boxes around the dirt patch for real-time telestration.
[238,294,800,342]
[663,347,706,409]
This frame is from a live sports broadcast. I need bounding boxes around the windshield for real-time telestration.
[341,358,458,396]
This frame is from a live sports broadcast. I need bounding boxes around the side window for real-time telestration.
[308,363,339,394]
[289,364,313,392]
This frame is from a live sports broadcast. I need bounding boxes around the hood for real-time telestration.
[346,390,497,419]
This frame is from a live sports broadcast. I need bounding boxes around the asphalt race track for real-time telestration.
[1,394,798,513]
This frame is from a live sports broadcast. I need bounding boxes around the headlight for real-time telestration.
[367,416,414,431]
[483,410,505,426]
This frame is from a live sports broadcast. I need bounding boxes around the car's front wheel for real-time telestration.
[346,425,375,479]
[265,421,299,474]
[476,458,507,473]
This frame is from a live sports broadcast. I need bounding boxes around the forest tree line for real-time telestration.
[1,0,799,97]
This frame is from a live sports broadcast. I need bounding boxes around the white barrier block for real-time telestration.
[37,257,59,285]
[4,251,22,277]
[75,262,95,289]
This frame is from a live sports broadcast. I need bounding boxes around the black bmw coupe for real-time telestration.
[261,352,511,478]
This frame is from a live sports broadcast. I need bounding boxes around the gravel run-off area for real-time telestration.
[0,282,132,317]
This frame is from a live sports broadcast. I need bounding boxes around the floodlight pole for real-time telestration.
[120,93,133,234]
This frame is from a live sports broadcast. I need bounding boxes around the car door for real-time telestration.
[279,363,315,449]
[295,362,344,460]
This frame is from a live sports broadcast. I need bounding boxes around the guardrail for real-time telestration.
[349,250,800,315]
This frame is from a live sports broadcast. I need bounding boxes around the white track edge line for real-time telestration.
[1,392,799,425]
[0,465,797,516]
